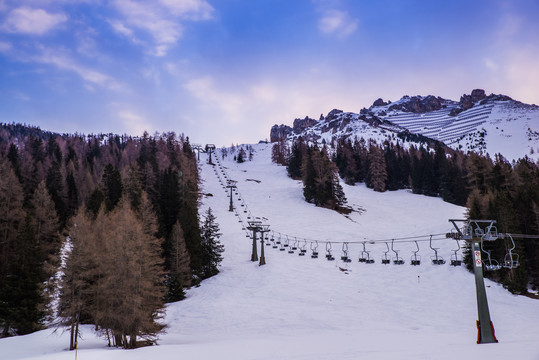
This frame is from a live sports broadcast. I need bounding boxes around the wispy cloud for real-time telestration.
[117,109,152,135]
[318,9,358,38]
[184,75,244,122]
[2,6,67,35]
[110,0,214,56]
[33,48,124,91]
[0,40,11,53]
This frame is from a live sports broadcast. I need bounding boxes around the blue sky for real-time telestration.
[1,0,538,146]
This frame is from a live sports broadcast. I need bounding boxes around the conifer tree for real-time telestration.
[200,208,224,278]
[167,220,191,301]
[1,216,44,335]
[101,164,123,212]
[0,162,26,337]
[367,144,387,192]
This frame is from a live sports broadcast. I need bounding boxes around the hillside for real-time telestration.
[271,90,539,162]
[2,143,539,360]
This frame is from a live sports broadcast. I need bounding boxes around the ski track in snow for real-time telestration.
[1,143,539,360]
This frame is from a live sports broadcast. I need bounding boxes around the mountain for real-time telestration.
[271,89,539,161]
[2,143,538,359]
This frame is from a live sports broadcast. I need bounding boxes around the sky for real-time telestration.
[0,0,538,146]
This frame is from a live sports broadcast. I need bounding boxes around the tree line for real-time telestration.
[0,124,223,348]
[273,136,539,294]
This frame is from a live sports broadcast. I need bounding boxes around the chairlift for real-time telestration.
[503,234,520,269]
[291,237,298,251]
[298,240,307,256]
[410,241,421,266]
[272,234,279,249]
[480,236,501,271]
[450,239,463,266]
[358,242,374,264]
[381,242,391,264]
[311,241,319,259]
[340,242,352,263]
[285,236,294,253]
[429,235,446,265]
[326,242,335,261]
[391,239,404,265]
[483,223,498,241]
[279,239,286,251]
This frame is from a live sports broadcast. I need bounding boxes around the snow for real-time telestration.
[2,143,539,360]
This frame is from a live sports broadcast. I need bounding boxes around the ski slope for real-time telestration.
[2,143,539,360]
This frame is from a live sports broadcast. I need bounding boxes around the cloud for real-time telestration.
[118,109,152,135]
[159,0,214,20]
[318,9,358,37]
[33,48,124,91]
[111,0,214,56]
[0,40,11,53]
[2,6,67,35]
[184,76,244,122]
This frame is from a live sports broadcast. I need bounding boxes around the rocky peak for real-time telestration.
[388,95,443,113]
[293,116,318,134]
[459,89,487,111]
[372,98,388,107]
[270,124,293,142]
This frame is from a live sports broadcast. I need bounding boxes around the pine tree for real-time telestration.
[287,139,304,179]
[200,208,224,278]
[58,210,95,350]
[237,148,246,163]
[367,144,387,192]
[1,216,45,335]
[101,164,123,212]
[0,161,26,337]
[167,220,191,301]
[302,146,316,203]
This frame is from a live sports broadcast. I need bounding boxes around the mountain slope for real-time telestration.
[271,90,539,161]
[2,143,539,360]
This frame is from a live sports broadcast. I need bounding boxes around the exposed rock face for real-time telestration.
[270,116,319,142]
[270,124,293,142]
[372,98,388,107]
[471,89,487,103]
[460,89,487,111]
[389,95,443,113]
[293,116,318,134]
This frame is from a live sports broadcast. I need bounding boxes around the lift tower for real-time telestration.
[226,180,237,212]
[449,219,498,344]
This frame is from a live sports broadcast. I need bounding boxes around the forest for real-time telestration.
[0,123,223,347]
[272,136,539,295]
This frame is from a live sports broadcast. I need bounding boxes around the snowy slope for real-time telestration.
[2,143,539,360]
[276,93,539,162]
[376,99,539,160]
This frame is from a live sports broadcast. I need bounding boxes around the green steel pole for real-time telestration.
[471,241,498,344]
[229,186,234,212]
[259,232,266,266]
[251,229,258,262]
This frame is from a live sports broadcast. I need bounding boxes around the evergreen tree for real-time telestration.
[167,220,191,301]
[367,144,387,192]
[237,148,246,163]
[0,162,26,337]
[86,188,104,218]
[301,146,316,204]
[46,160,67,226]
[200,208,224,278]
[0,216,44,335]
[101,164,123,212]
[66,172,79,218]
[287,139,304,180]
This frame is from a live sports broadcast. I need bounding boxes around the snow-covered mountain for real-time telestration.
[271,89,539,161]
[3,143,539,360]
